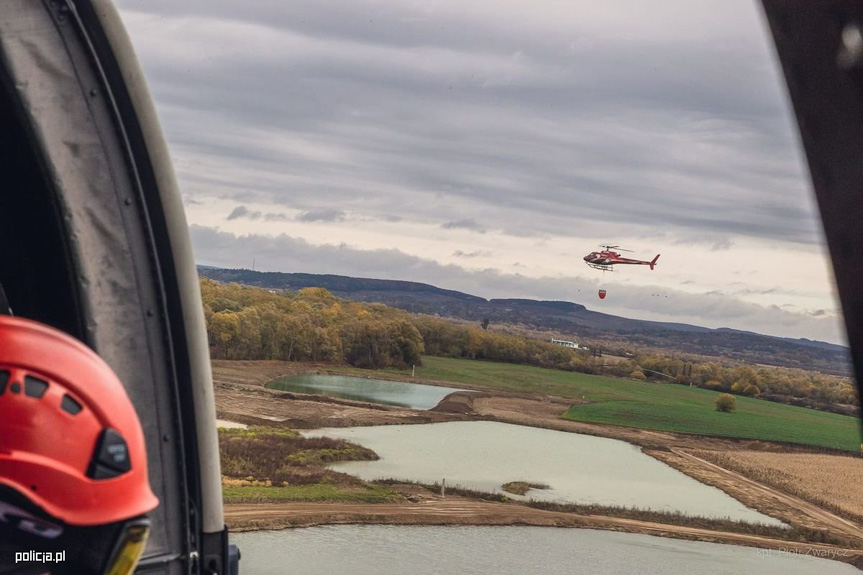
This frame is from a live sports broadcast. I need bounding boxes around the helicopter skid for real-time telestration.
[586,263,614,272]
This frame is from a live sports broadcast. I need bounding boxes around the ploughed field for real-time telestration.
[692,450,863,521]
[374,356,861,452]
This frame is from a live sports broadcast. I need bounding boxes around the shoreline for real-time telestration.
[223,499,863,568]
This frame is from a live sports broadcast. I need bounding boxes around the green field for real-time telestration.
[222,483,401,504]
[371,356,861,452]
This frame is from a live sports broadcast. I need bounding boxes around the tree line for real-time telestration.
[201,280,857,413]
[202,279,423,368]
[631,354,857,413]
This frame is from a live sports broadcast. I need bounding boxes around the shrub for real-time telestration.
[501,481,551,495]
[715,393,736,413]
[741,383,760,397]
[218,427,378,485]
[703,379,723,390]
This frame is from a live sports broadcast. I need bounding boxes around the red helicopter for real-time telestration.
[583,245,660,272]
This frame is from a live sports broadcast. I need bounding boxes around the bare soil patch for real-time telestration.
[691,450,863,523]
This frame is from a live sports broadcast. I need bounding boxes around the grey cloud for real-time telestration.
[737,287,779,296]
[229,209,292,222]
[116,0,822,245]
[190,225,465,281]
[441,219,486,233]
[672,234,735,251]
[227,206,261,220]
[453,250,492,258]
[297,208,346,222]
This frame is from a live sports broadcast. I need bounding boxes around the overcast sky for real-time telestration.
[115,0,846,345]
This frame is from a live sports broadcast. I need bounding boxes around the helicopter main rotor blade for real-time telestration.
[599,244,633,252]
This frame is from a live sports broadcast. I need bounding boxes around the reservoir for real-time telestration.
[306,421,781,525]
[231,526,859,575]
[268,374,465,409]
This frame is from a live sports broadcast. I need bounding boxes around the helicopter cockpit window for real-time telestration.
[111,1,857,573]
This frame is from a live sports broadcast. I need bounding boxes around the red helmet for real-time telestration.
[0,316,158,526]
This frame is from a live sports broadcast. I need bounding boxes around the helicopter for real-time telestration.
[583,245,660,272]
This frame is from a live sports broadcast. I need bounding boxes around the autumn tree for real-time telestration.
[715,394,736,413]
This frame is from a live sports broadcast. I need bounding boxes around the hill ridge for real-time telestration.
[197,266,850,375]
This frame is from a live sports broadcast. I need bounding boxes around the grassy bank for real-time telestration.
[523,501,841,545]
[371,479,842,546]
[367,356,860,452]
[222,482,401,504]
[502,481,550,496]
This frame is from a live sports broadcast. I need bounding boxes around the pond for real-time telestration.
[268,374,466,409]
[305,421,781,525]
[231,526,859,575]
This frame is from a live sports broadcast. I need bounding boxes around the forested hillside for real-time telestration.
[202,279,422,368]
[201,279,588,372]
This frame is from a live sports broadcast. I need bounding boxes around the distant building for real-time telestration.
[551,338,582,349]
